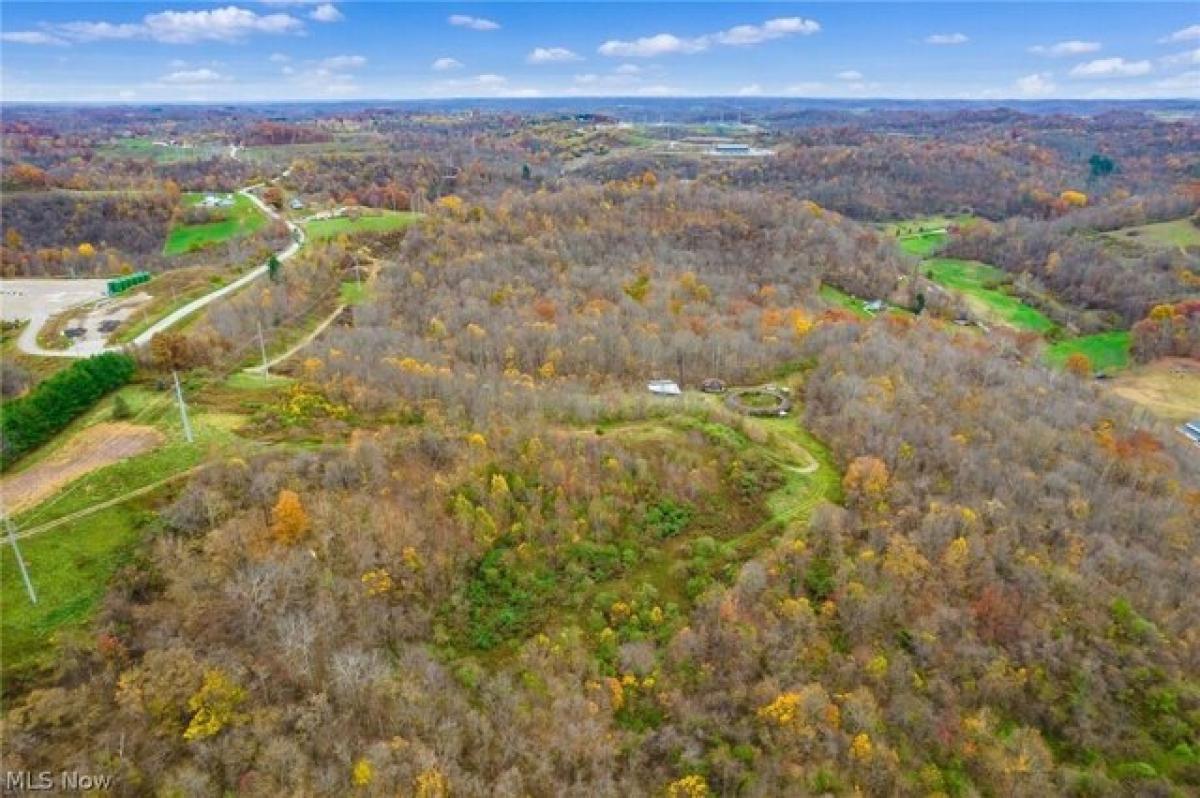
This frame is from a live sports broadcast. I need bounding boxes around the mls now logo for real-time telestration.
[4,771,114,792]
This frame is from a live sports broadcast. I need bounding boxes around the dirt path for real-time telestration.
[0,423,164,514]
[245,304,344,374]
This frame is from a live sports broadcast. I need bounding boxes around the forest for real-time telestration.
[1,101,1198,797]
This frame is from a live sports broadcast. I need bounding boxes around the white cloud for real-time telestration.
[615,63,641,75]
[143,7,303,43]
[599,16,819,57]
[45,6,305,45]
[1161,48,1200,67]
[737,83,763,96]
[118,89,136,99]
[527,47,582,64]
[309,4,343,23]
[281,65,296,75]
[448,14,499,31]
[55,21,142,41]
[1014,72,1056,96]
[1160,25,1200,44]
[320,54,365,70]
[160,68,226,84]
[432,57,463,71]
[1070,57,1152,78]
[709,17,820,46]
[1030,40,1100,56]
[269,52,291,63]
[925,33,968,45]
[431,73,543,98]
[0,31,68,46]
[836,70,863,81]
[599,33,705,58]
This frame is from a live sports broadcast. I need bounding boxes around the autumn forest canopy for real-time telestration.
[1,99,1199,797]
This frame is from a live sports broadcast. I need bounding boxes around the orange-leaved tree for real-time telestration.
[270,489,310,544]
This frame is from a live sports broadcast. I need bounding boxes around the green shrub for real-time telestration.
[0,352,136,469]
[111,394,133,420]
[644,499,693,539]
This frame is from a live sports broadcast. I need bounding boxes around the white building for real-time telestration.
[647,379,682,397]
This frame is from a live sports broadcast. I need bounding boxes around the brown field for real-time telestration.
[0,422,164,513]
[1109,358,1200,424]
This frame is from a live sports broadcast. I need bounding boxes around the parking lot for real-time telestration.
[0,278,109,323]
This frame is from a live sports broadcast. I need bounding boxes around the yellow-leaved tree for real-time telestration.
[183,669,246,741]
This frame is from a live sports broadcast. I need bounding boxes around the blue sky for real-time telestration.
[1,2,1197,101]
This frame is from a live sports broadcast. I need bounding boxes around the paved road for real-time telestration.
[9,168,303,358]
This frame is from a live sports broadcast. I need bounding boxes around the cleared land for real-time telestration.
[0,278,108,323]
[924,257,1057,333]
[0,422,164,514]
[109,266,226,343]
[1110,358,1200,424]
[1045,330,1131,373]
[303,209,420,241]
[1104,218,1200,252]
[819,284,873,318]
[0,380,278,691]
[98,138,221,163]
[163,192,266,255]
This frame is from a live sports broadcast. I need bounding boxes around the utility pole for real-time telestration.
[4,515,37,604]
[172,370,194,443]
[257,320,269,379]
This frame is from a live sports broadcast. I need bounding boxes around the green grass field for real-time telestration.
[819,284,873,318]
[340,280,370,305]
[163,192,266,255]
[99,138,220,163]
[898,230,949,257]
[0,382,266,694]
[924,258,1057,334]
[886,215,975,258]
[1104,218,1200,251]
[1045,330,1131,372]
[303,210,420,241]
[1,497,165,696]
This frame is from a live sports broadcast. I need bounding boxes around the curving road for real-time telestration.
[12,168,303,358]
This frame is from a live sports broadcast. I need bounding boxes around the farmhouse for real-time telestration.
[647,379,682,397]
[709,142,774,157]
[199,194,234,208]
[290,197,305,210]
[1180,420,1200,447]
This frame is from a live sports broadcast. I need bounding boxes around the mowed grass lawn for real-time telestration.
[819,284,873,318]
[1045,330,1131,372]
[924,258,1057,334]
[164,192,266,255]
[899,230,949,257]
[304,210,420,241]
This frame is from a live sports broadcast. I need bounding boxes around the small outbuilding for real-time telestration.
[701,377,727,394]
[647,379,682,397]
[290,197,305,210]
[1180,420,1200,447]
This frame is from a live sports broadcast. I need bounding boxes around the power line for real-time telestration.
[4,514,37,604]
[172,370,194,444]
